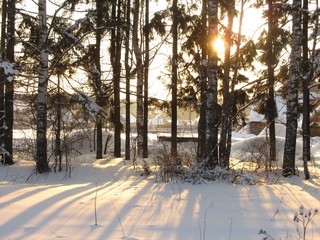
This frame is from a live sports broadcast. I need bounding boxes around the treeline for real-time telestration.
[0,0,319,179]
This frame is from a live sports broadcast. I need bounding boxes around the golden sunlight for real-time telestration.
[212,37,225,58]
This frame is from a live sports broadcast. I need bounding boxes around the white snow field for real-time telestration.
[1,130,320,240]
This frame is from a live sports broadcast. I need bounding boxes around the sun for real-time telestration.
[213,38,225,52]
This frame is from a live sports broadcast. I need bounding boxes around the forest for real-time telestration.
[0,0,319,175]
[0,0,320,239]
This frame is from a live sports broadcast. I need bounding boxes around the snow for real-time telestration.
[0,60,18,82]
[1,131,320,240]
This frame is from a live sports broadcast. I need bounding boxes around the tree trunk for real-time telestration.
[219,0,234,169]
[302,0,310,179]
[197,0,207,160]
[55,74,62,172]
[36,0,50,173]
[171,0,178,160]
[125,0,131,160]
[205,0,219,169]
[143,0,149,159]
[283,0,301,177]
[0,0,7,164]
[95,0,103,159]
[112,0,122,158]
[3,0,14,165]
[266,0,276,169]
[133,0,143,157]
[228,0,245,163]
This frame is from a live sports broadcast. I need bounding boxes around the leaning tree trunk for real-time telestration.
[36,0,50,173]
[205,0,219,169]
[283,0,301,177]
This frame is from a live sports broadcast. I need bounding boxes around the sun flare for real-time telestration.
[213,38,225,53]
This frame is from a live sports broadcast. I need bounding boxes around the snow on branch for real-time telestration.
[75,91,107,118]
[0,61,18,82]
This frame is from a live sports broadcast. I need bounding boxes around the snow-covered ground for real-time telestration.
[1,128,320,240]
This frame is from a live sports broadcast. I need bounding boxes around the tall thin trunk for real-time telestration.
[55,74,62,172]
[36,0,50,173]
[283,0,301,176]
[227,0,245,162]
[112,0,122,158]
[0,0,7,164]
[133,0,143,157]
[197,0,207,160]
[266,0,276,169]
[95,0,103,159]
[219,0,234,169]
[3,0,14,165]
[205,0,219,169]
[143,0,149,158]
[302,0,310,179]
[125,0,131,160]
[171,0,178,160]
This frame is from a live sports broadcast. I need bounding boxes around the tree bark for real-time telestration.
[112,0,122,158]
[197,0,207,160]
[95,0,103,159]
[219,0,234,169]
[133,0,144,157]
[36,0,50,173]
[302,0,310,179]
[266,0,276,169]
[283,0,301,177]
[3,0,14,165]
[0,0,7,164]
[125,0,131,160]
[143,0,149,158]
[171,0,178,160]
[205,0,219,169]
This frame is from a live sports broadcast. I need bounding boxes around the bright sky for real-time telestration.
[15,0,266,100]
